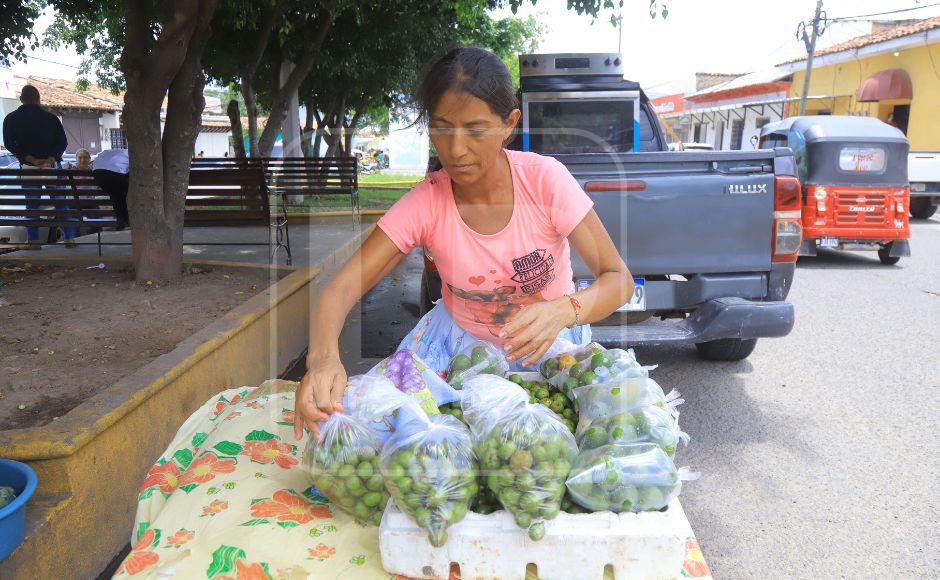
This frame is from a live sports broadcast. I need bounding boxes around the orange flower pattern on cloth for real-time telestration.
[139,461,181,494]
[116,528,160,576]
[682,538,712,577]
[166,529,194,547]
[241,439,298,469]
[202,500,229,517]
[307,544,336,561]
[249,489,332,524]
[179,453,236,486]
[234,560,270,580]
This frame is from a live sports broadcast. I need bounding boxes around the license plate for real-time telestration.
[818,236,839,248]
[577,277,646,312]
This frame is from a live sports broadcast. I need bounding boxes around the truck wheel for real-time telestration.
[695,338,757,361]
[877,243,900,265]
[910,197,938,219]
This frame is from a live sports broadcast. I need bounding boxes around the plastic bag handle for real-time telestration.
[678,466,700,482]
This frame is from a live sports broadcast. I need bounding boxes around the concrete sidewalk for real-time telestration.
[4,214,379,266]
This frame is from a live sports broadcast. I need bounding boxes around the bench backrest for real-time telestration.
[186,166,270,227]
[192,157,358,197]
[0,167,118,228]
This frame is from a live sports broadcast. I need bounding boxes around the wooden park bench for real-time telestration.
[0,163,292,265]
[192,156,360,211]
[0,167,120,252]
[186,162,292,265]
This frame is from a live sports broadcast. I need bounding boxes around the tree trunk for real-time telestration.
[227,99,245,158]
[323,99,345,157]
[257,11,332,156]
[343,109,364,155]
[242,82,260,157]
[121,0,218,284]
[240,1,286,158]
[312,107,325,158]
[300,98,314,158]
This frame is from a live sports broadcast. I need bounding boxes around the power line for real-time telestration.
[14,53,81,69]
[829,2,940,22]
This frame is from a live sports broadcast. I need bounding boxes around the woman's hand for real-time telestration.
[293,354,347,441]
[499,299,575,366]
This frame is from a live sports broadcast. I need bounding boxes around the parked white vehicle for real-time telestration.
[908,151,940,219]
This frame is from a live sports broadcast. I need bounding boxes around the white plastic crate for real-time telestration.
[379,498,696,580]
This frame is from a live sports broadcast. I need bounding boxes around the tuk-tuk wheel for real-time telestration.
[877,243,901,265]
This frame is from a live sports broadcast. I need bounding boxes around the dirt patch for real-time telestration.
[0,261,287,430]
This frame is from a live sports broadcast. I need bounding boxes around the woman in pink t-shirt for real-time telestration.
[294,47,634,439]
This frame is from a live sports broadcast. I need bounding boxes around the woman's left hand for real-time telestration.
[499,299,574,366]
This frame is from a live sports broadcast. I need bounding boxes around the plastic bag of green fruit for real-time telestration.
[572,378,683,429]
[477,403,578,541]
[303,376,416,525]
[576,404,688,457]
[380,412,479,547]
[539,342,653,398]
[459,374,528,441]
[506,372,577,433]
[565,442,697,513]
[446,341,509,389]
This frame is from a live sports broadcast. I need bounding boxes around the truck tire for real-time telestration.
[877,243,901,265]
[695,338,757,361]
[910,197,938,219]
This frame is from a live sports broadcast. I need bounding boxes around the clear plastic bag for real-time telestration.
[303,376,414,525]
[573,377,683,429]
[507,372,577,433]
[446,340,509,389]
[539,342,654,398]
[477,403,578,541]
[370,348,460,412]
[381,413,479,547]
[565,442,697,513]
[576,404,688,457]
[459,374,529,442]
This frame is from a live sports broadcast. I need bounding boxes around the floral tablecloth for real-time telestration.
[116,379,711,579]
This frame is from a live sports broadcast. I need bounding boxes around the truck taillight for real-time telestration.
[774,175,801,212]
[773,175,803,262]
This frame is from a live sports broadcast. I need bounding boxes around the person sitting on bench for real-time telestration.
[92,148,130,228]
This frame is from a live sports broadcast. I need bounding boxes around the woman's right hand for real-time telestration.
[293,354,347,441]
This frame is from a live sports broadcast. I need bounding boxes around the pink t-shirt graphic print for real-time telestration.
[377,149,594,346]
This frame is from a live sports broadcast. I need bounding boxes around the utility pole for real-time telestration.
[616,12,623,55]
[796,0,828,116]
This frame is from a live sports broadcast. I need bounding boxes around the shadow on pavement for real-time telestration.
[795,248,901,270]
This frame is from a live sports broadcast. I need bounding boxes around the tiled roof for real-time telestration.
[779,16,940,64]
[20,75,124,112]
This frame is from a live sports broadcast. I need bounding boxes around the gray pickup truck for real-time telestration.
[421,53,800,361]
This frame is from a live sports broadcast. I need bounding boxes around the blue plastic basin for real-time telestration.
[0,459,38,561]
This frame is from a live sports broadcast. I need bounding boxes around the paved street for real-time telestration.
[288,215,940,578]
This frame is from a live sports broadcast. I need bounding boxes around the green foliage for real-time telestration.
[0,0,43,66]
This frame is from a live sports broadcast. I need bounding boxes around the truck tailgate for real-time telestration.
[559,151,777,276]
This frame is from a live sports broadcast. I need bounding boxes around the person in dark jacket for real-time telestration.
[2,85,74,248]
[91,148,130,228]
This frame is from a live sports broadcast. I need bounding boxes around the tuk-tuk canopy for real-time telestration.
[760,115,909,187]
[787,116,908,144]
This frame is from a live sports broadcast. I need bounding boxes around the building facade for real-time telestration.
[779,17,940,151]
[660,69,793,150]
[0,72,234,157]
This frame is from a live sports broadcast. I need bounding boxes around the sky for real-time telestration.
[10,1,940,97]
